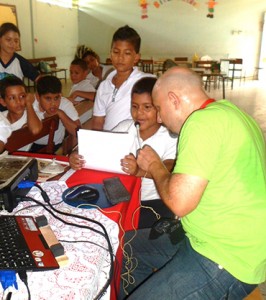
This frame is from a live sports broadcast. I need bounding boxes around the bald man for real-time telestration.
[122,67,266,299]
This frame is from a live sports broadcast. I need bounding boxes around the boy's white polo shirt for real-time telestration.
[1,111,31,151]
[93,67,154,131]
[0,113,12,144]
[69,79,95,102]
[33,97,79,145]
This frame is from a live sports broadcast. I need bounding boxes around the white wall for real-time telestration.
[0,0,78,72]
[1,0,265,77]
[78,0,266,77]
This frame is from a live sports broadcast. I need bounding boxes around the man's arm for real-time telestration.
[91,116,105,131]
[137,145,208,217]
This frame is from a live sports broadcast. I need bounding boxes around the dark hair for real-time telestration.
[36,76,62,95]
[71,58,88,71]
[0,22,20,38]
[131,77,157,97]
[0,75,25,99]
[82,49,100,63]
[112,25,141,53]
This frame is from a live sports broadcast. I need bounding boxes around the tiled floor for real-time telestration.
[62,78,266,299]
[209,79,266,141]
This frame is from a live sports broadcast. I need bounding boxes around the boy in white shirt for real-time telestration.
[69,77,177,227]
[0,76,42,151]
[30,75,80,153]
[91,25,154,131]
[0,113,12,153]
[68,58,96,104]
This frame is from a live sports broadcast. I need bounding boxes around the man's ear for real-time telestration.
[168,91,180,109]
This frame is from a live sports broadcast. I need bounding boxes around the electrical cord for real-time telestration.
[18,183,114,300]
[18,271,31,300]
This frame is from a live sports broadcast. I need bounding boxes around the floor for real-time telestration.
[61,78,266,299]
[208,79,266,141]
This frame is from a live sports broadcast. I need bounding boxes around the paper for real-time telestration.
[78,129,135,174]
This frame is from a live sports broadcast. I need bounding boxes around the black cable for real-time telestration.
[18,271,31,300]
[19,183,114,300]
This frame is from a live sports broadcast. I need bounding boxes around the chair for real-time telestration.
[195,60,220,91]
[162,59,177,73]
[139,59,154,74]
[228,58,244,88]
[5,115,59,154]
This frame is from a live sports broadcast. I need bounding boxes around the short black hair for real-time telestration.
[0,22,20,38]
[82,49,100,62]
[36,76,62,95]
[131,77,157,97]
[112,25,141,53]
[71,58,88,71]
[0,75,25,99]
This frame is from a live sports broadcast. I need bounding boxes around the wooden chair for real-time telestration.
[5,115,59,154]
[139,59,154,74]
[174,57,188,62]
[244,287,264,300]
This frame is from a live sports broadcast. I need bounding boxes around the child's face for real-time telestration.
[70,64,88,84]
[0,30,20,56]
[37,93,61,116]
[110,41,140,73]
[0,85,26,118]
[83,55,99,72]
[131,92,159,133]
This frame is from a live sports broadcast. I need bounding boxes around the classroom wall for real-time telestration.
[78,0,266,77]
[1,0,265,78]
[0,0,78,72]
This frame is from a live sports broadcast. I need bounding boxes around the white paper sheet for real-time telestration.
[78,129,135,174]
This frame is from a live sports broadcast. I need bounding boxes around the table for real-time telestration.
[1,153,141,300]
[201,72,227,99]
[192,68,227,99]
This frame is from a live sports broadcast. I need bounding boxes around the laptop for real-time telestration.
[0,215,59,271]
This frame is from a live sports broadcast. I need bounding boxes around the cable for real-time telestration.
[18,184,114,300]
[18,271,31,300]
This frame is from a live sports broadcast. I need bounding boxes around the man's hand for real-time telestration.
[136,145,163,176]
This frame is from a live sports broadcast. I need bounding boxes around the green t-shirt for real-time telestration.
[174,100,266,284]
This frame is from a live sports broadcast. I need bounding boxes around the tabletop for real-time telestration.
[0,153,141,300]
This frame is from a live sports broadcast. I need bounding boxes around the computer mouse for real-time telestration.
[64,184,99,203]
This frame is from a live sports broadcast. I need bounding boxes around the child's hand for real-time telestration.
[69,151,85,170]
[25,93,35,106]
[121,153,138,176]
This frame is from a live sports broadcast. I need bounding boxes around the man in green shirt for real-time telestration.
[125,67,266,299]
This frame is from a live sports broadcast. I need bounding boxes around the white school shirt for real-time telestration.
[113,119,178,200]
[0,113,12,143]
[33,97,79,145]
[69,79,96,102]
[2,111,31,151]
[93,67,154,131]
[86,64,114,89]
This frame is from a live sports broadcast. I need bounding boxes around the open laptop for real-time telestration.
[0,215,59,271]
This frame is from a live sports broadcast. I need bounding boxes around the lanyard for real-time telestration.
[199,98,215,109]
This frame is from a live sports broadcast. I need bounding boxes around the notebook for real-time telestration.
[0,215,59,271]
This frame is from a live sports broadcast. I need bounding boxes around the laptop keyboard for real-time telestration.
[0,216,35,270]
